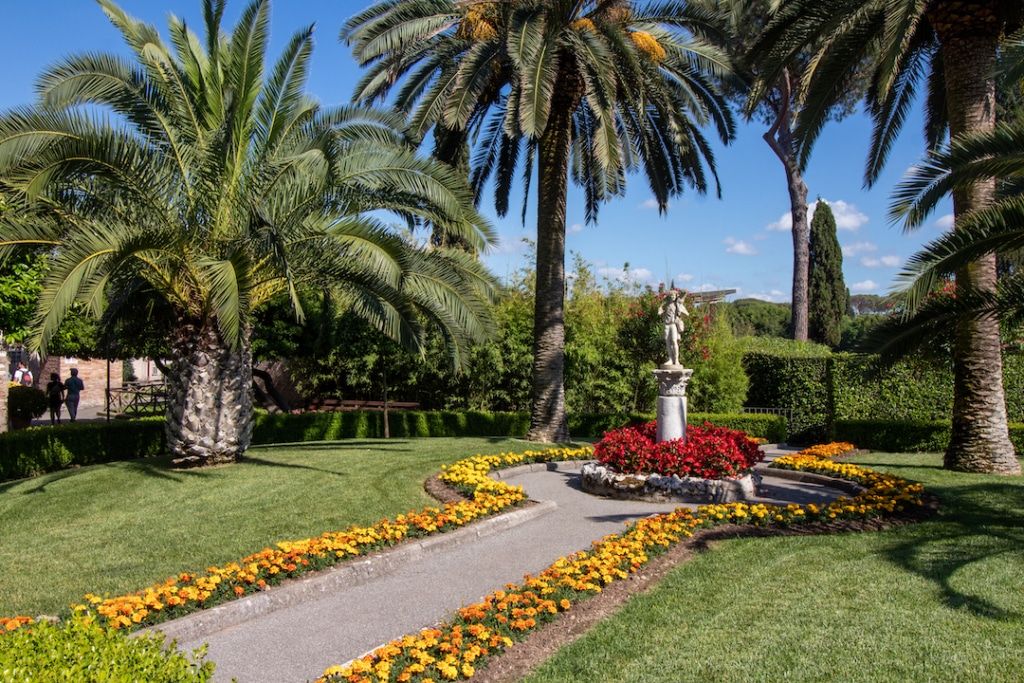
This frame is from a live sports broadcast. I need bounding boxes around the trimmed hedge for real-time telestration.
[835,419,1024,455]
[744,349,1024,442]
[0,410,786,483]
[0,419,165,482]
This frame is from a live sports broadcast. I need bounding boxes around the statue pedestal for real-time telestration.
[653,366,693,443]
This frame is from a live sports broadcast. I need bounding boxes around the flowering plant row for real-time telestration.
[795,442,857,459]
[594,421,763,480]
[320,443,927,683]
[1,446,595,635]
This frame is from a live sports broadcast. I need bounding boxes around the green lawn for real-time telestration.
[525,453,1024,683]
[0,437,531,617]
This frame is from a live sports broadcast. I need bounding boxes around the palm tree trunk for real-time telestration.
[526,86,577,443]
[166,316,254,467]
[0,348,7,433]
[933,1,1020,474]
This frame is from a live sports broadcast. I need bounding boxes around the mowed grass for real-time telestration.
[0,437,532,617]
[526,453,1024,683]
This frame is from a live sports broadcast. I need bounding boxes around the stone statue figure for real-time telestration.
[658,290,689,367]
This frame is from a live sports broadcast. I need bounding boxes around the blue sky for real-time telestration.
[0,0,953,301]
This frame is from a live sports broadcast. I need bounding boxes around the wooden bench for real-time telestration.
[305,399,421,412]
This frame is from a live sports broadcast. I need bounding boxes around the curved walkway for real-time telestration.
[173,449,844,682]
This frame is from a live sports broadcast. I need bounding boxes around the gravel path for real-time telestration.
[172,449,841,682]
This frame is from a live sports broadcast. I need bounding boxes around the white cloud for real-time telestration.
[766,212,793,232]
[936,214,955,230]
[861,255,902,268]
[675,273,695,283]
[724,237,757,256]
[597,266,653,283]
[851,279,879,293]
[767,199,869,232]
[828,200,870,230]
[747,289,787,302]
[569,223,584,234]
[640,198,671,210]
[493,237,527,255]
[842,241,878,257]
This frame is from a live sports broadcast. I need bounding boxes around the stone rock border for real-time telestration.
[580,461,759,503]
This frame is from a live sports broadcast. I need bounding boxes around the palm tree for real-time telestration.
[879,116,1024,475]
[748,1,1024,473]
[345,0,735,441]
[0,0,496,466]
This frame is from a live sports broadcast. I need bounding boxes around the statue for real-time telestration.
[658,290,689,368]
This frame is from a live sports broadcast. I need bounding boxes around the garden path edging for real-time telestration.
[140,499,557,645]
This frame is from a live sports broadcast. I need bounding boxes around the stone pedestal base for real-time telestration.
[653,366,693,442]
[580,462,759,503]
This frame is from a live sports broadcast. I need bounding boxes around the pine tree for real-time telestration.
[808,200,848,346]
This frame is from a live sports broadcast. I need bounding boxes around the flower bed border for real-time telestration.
[319,443,932,683]
[2,446,594,636]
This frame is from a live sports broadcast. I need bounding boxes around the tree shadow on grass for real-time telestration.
[1,467,84,495]
[882,482,1024,621]
[0,456,211,493]
[122,457,214,483]
[250,440,415,453]
[241,454,351,479]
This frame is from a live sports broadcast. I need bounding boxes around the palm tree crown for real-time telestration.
[345,0,735,440]
[0,0,497,464]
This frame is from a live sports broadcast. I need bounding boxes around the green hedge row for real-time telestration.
[744,350,1024,442]
[0,410,787,483]
[834,419,1024,455]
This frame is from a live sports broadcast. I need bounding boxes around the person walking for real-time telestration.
[13,361,33,387]
[64,367,84,422]
[46,372,65,425]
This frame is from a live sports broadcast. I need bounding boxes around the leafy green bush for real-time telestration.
[835,419,1024,455]
[7,385,48,424]
[686,313,749,413]
[736,336,832,357]
[0,616,214,681]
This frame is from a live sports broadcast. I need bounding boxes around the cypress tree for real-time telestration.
[808,200,848,347]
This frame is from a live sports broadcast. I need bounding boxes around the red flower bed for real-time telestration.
[594,421,763,479]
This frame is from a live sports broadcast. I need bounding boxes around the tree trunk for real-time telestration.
[933,1,1020,474]
[526,73,578,443]
[166,317,254,467]
[0,348,7,434]
[785,157,810,342]
[763,84,810,342]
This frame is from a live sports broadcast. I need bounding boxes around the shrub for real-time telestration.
[0,615,214,681]
[594,421,762,479]
[7,385,48,424]
[835,419,1024,455]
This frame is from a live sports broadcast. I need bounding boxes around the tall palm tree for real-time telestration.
[878,117,1024,476]
[0,0,496,466]
[748,0,1024,473]
[345,0,735,441]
